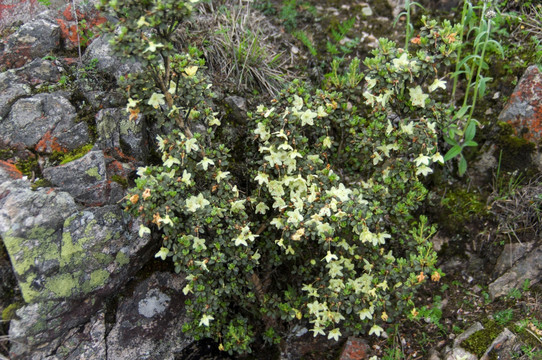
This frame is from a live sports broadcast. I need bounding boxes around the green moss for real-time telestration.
[15,156,39,178]
[439,188,489,230]
[496,121,536,173]
[44,273,78,298]
[2,302,22,321]
[462,320,503,358]
[30,178,53,191]
[85,167,102,180]
[53,144,94,165]
[89,269,110,288]
[111,174,129,188]
[0,148,14,161]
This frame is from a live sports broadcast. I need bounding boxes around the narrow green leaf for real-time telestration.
[444,136,457,146]
[458,156,467,176]
[464,140,478,147]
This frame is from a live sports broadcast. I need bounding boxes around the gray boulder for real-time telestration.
[0,18,60,69]
[83,35,142,80]
[95,108,148,162]
[106,272,192,359]
[224,96,248,123]
[0,178,79,304]
[42,150,123,206]
[0,71,30,121]
[0,93,90,153]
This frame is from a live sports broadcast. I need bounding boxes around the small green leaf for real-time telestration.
[464,122,476,142]
[453,105,469,120]
[444,145,462,161]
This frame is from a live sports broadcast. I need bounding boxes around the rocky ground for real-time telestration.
[0,0,541,359]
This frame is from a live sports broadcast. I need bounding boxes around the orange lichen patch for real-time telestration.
[110,147,137,163]
[501,66,542,142]
[35,130,68,154]
[55,4,107,47]
[0,160,23,179]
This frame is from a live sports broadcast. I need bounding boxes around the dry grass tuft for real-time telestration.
[176,0,292,96]
[489,174,542,243]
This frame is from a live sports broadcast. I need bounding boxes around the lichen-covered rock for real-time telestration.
[106,272,191,359]
[0,93,90,153]
[1,175,153,357]
[0,178,79,303]
[0,17,60,69]
[5,201,153,356]
[44,311,107,360]
[83,35,142,80]
[0,71,30,121]
[0,160,23,181]
[339,337,369,360]
[499,65,542,142]
[42,150,122,206]
[95,108,148,162]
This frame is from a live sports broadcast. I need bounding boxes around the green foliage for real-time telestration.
[57,144,94,165]
[326,17,360,57]
[292,30,317,56]
[508,287,523,300]
[494,308,514,326]
[280,0,298,31]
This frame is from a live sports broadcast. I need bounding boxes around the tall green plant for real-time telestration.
[445,1,504,175]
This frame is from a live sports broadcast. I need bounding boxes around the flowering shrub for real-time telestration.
[105,0,461,354]
[126,77,442,353]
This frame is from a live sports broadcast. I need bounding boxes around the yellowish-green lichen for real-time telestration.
[19,274,40,303]
[44,273,78,298]
[89,269,110,288]
[115,251,129,266]
[2,303,22,321]
[85,167,102,180]
[60,232,83,266]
